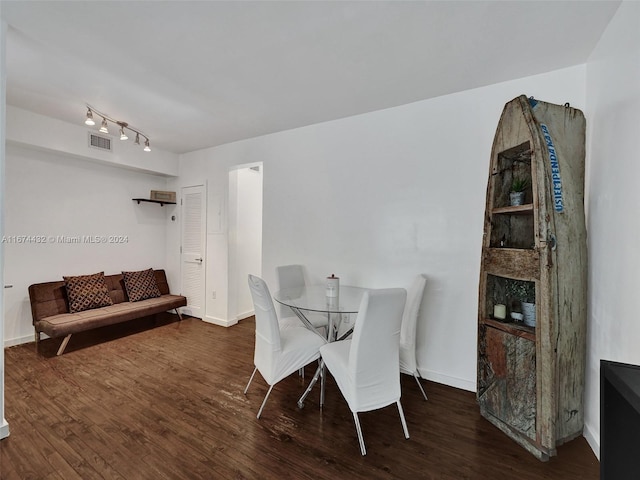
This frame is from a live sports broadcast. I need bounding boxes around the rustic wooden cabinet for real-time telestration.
[477,95,587,460]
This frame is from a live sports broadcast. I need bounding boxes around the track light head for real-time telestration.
[134,133,140,145]
[144,139,151,152]
[85,108,95,126]
[99,118,109,134]
[119,126,128,141]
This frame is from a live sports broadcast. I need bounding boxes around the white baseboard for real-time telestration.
[4,333,45,348]
[583,422,600,460]
[0,418,9,439]
[236,310,254,321]
[418,367,476,393]
[202,315,238,328]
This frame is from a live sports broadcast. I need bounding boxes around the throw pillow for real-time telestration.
[122,268,162,302]
[64,272,114,314]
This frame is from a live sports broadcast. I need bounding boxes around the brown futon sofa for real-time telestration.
[29,269,187,355]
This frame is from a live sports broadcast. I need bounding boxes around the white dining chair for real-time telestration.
[276,264,329,335]
[244,274,327,418]
[320,288,408,455]
[399,274,429,401]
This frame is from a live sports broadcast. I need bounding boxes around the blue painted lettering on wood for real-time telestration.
[540,123,564,213]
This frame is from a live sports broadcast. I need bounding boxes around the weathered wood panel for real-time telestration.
[478,325,537,440]
[482,247,540,280]
[481,318,535,342]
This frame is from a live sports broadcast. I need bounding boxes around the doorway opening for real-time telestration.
[228,163,263,321]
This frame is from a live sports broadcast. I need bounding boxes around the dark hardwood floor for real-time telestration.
[1,315,599,479]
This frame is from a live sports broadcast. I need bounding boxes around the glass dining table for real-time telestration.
[272,284,369,408]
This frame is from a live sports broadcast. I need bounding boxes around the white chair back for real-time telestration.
[399,274,427,374]
[248,274,282,382]
[275,264,306,317]
[349,288,407,410]
[276,264,306,289]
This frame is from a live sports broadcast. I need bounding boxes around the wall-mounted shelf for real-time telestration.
[132,198,176,207]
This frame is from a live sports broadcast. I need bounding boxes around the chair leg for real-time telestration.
[256,385,274,419]
[244,367,257,394]
[56,334,72,356]
[397,400,410,439]
[320,362,326,408]
[352,412,367,455]
[413,372,428,401]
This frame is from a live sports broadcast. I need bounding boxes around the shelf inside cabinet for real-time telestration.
[492,141,533,209]
[490,209,535,249]
[481,318,535,342]
[492,204,534,215]
[132,198,176,206]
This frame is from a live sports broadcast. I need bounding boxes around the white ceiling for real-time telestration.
[1,1,620,154]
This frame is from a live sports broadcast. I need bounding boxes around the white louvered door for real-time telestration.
[180,185,206,318]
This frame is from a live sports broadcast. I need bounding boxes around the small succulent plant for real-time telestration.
[511,176,529,193]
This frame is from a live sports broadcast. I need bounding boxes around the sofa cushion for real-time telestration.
[34,294,188,338]
[63,272,114,313]
[122,268,162,302]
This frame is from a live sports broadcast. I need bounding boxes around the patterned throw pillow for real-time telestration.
[64,272,114,314]
[122,268,162,302]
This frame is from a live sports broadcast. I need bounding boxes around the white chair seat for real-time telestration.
[264,325,325,384]
[279,316,302,330]
[320,339,352,395]
[323,337,395,413]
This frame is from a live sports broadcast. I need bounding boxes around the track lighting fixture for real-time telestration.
[84,104,150,152]
[85,108,95,126]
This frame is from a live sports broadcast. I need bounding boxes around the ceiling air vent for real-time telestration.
[88,132,112,152]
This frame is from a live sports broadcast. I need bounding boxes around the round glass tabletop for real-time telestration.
[273,285,368,314]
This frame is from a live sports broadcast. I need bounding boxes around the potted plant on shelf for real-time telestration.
[509,177,528,206]
[506,280,536,327]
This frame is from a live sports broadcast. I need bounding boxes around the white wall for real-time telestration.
[583,0,640,458]
[176,65,586,391]
[3,143,174,345]
[1,17,10,440]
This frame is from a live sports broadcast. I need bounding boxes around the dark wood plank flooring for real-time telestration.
[1,315,599,479]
